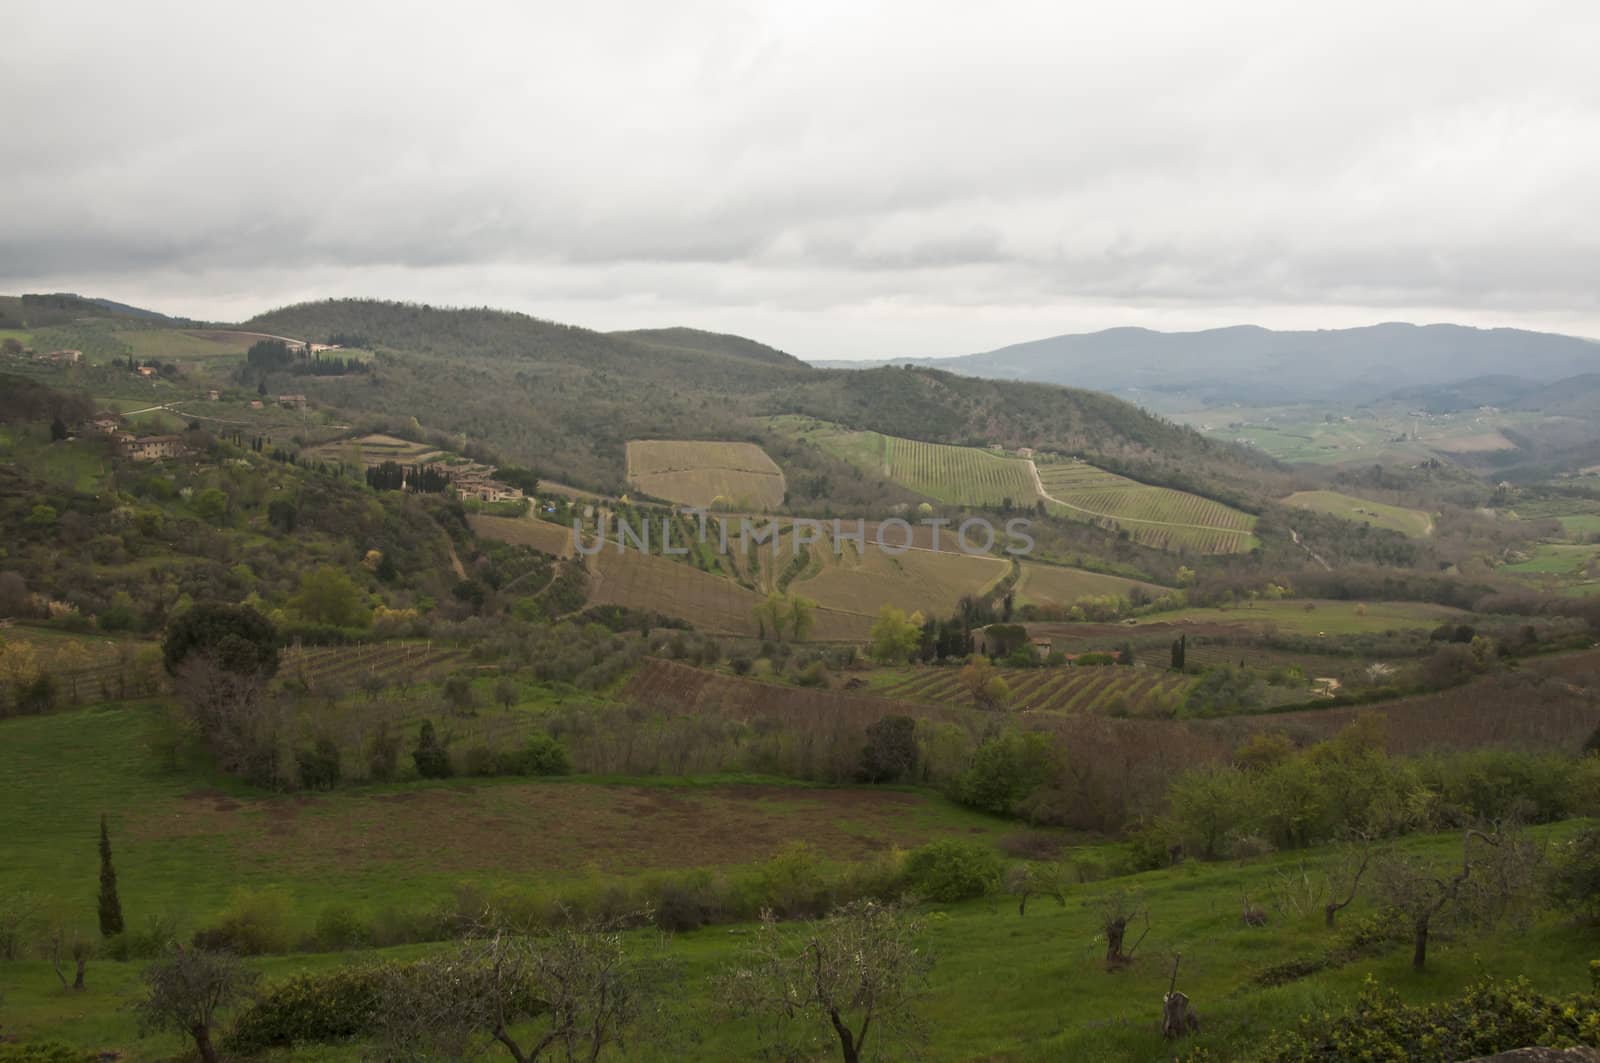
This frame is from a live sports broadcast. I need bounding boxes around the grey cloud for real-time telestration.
[3,0,1599,357]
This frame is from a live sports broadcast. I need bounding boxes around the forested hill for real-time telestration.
[779,366,1284,505]
[239,299,1277,502]
[609,326,805,368]
[831,322,1600,405]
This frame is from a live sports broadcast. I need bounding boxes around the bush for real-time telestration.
[1549,826,1600,924]
[295,737,341,790]
[746,841,831,918]
[312,903,374,950]
[103,912,181,961]
[497,734,571,776]
[1261,972,1600,1061]
[191,888,295,955]
[463,744,499,776]
[412,720,452,779]
[904,839,1003,902]
[228,964,392,1051]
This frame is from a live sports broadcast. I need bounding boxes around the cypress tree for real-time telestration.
[98,814,124,937]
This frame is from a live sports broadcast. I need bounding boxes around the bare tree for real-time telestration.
[722,900,932,1063]
[373,919,661,1062]
[1160,953,1200,1039]
[1098,890,1150,970]
[1004,863,1068,917]
[1375,826,1541,970]
[135,945,259,1063]
[48,927,93,991]
[1323,834,1373,929]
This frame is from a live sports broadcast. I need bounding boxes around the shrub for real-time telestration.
[191,888,295,955]
[412,720,452,779]
[1261,972,1600,1061]
[746,841,831,918]
[228,964,392,1051]
[104,912,181,961]
[312,903,374,951]
[295,737,341,790]
[1549,826,1600,924]
[498,734,571,776]
[463,744,499,776]
[904,839,1003,903]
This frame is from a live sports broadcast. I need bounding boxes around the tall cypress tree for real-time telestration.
[97,814,124,937]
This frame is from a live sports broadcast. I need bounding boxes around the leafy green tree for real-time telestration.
[162,602,278,678]
[97,814,124,938]
[956,730,1054,814]
[868,606,923,664]
[1167,763,1254,859]
[289,566,371,628]
[413,720,452,779]
[859,715,918,783]
[192,488,229,526]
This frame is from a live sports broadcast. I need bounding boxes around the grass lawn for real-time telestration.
[1281,490,1434,538]
[1,821,1593,1060]
[1137,599,1465,636]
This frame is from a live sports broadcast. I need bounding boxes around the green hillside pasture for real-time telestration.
[0,702,1019,948]
[2,820,1595,1060]
[1036,461,1256,554]
[1282,489,1434,537]
[114,328,248,362]
[1,429,114,493]
[625,439,787,510]
[1013,561,1163,609]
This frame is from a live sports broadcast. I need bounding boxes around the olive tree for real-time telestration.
[723,900,932,1063]
[135,946,259,1063]
[372,921,662,1061]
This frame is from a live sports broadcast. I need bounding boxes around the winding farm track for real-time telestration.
[1026,460,1241,534]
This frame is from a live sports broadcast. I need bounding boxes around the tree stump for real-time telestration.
[1162,991,1200,1039]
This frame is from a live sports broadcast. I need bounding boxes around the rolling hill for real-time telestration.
[818,323,1600,406]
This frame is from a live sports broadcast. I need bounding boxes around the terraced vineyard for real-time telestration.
[276,640,469,689]
[1035,461,1256,554]
[876,665,1192,717]
[780,419,1038,506]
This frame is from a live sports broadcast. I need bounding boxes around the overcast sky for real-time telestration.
[6,1,1599,359]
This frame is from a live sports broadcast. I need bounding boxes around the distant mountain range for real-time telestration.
[813,323,1600,406]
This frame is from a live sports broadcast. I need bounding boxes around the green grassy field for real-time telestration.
[114,328,248,362]
[2,808,1592,1059]
[0,701,1023,941]
[1281,489,1434,537]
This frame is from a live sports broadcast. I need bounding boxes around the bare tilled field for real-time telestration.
[626,439,787,510]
